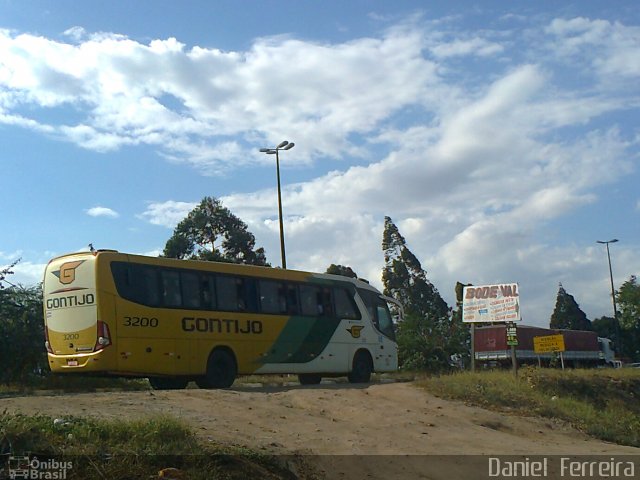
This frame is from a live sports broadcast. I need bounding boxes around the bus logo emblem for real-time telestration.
[347,325,364,338]
[52,260,85,285]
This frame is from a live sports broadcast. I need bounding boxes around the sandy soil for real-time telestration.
[2,381,638,479]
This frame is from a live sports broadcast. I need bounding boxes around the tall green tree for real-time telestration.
[163,196,268,266]
[617,275,640,361]
[381,216,463,371]
[549,283,592,330]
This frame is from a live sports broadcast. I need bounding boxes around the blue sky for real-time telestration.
[1,0,638,327]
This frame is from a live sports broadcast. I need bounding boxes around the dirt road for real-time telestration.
[2,381,638,479]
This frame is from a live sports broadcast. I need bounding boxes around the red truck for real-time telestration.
[474,324,618,367]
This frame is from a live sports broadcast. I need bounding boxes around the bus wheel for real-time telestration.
[148,377,188,390]
[348,350,372,384]
[298,373,321,385]
[201,349,237,389]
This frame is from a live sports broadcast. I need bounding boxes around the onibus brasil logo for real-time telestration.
[2,455,72,479]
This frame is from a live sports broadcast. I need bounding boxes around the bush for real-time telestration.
[0,286,48,385]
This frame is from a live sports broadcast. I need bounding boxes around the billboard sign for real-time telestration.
[462,284,520,323]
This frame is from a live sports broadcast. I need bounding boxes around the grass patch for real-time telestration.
[417,367,640,447]
[0,412,300,479]
[0,375,150,395]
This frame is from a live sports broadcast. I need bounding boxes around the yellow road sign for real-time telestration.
[533,334,565,353]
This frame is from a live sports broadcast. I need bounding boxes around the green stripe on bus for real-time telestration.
[259,315,342,364]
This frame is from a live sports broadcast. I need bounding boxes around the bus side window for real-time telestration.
[161,270,182,307]
[110,262,131,298]
[243,277,259,313]
[286,284,299,315]
[136,265,160,307]
[319,288,334,317]
[201,275,217,310]
[216,276,239,311]
[216,276,258,312]
[300,285,320,316]
[259,280,287,314]
[181,271,200,309]
[112,263,159,307]
[334,288,361,320]
[358,289,379,329]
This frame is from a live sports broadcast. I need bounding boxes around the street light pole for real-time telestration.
[260,141,295,269]
[597,239,620,354]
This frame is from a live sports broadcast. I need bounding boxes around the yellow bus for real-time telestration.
[43,250,400,389]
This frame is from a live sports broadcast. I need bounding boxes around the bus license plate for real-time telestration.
[67,360,78,366]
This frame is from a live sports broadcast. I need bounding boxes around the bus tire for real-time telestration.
[148,377,188,390]
[348,350,372,384]
[201,348,237,389]
[298,373,322,385]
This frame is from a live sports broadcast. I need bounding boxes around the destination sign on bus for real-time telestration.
[462,283,521,323]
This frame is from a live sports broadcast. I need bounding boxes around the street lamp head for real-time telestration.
[283,142,295,150]
[597,239,619,244]
[277,140,289,149]
[259,148,270,153]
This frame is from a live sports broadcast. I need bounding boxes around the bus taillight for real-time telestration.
[44,327,53,354]
[95,321,112,351]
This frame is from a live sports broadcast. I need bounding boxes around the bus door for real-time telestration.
[356,289,399,371]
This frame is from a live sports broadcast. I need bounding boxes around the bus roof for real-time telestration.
[49,249,382,293]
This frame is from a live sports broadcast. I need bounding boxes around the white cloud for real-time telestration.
[0,250,23,261]
[4,261,46,286]
[219,55,636,325]
[62,26,87,42]
[0,25,438,173]
[430,37,504,58]
[85,206,119,218]
[138,201,198,228]
[545,17,640,79]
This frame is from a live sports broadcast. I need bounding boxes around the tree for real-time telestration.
[163,196,268,266]
[0,260,48,384]
[592,316,617,340]
[381,216,463,371]
[617,275,640,361]
[549,283,592,330]
[325,264,358,278]
[0,258,20,289]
